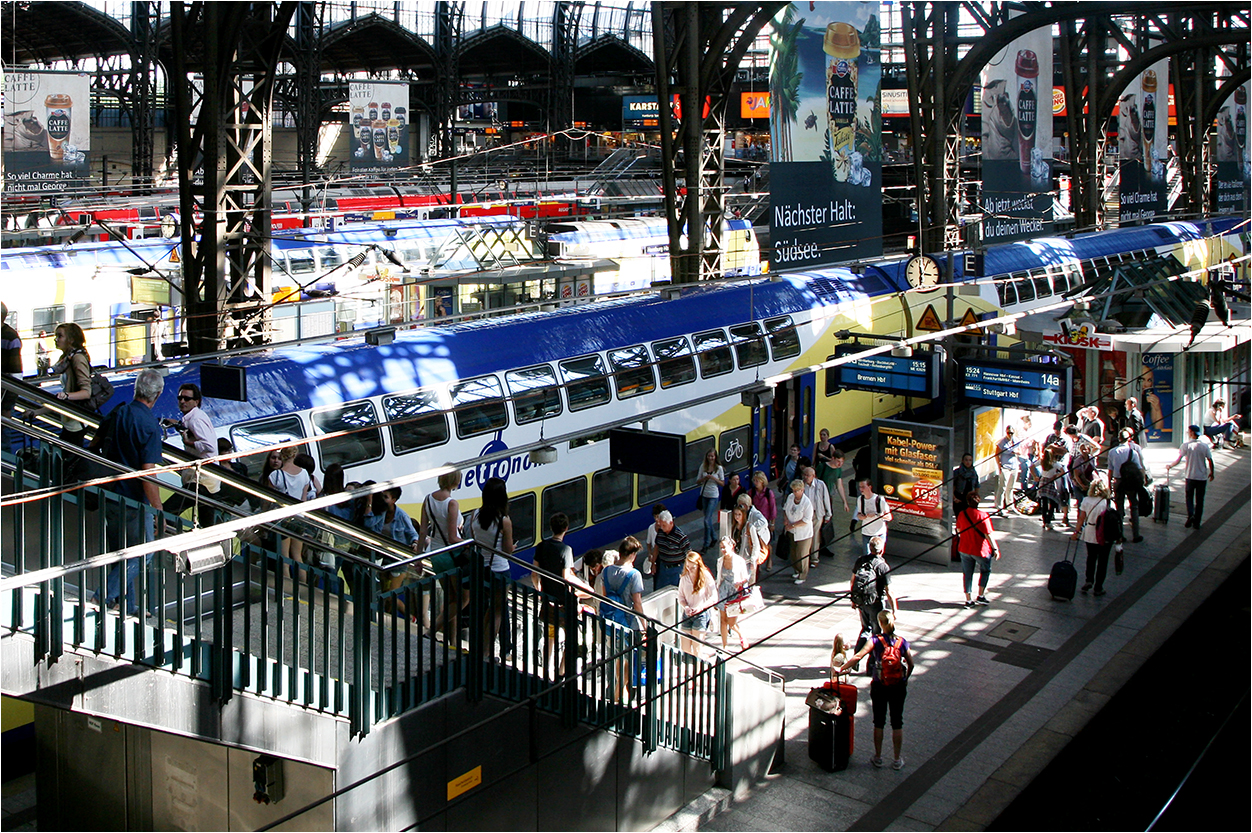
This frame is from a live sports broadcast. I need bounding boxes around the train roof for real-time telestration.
[126,265,902,425]
[983,216,1243,276]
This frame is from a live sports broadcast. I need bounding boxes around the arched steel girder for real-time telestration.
[1204,68,1252,129]
[1095,30,1250,124]
[653,1,786,284]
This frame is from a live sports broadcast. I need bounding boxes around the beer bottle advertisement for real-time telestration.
[1,70,91,194]
[978,29,1053,244]
[1213,81,1251,216]
[1118,60,1169,224]
[348,81,410,174]
[768,1,882,269]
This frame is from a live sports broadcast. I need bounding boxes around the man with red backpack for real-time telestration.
[837,609,914,770]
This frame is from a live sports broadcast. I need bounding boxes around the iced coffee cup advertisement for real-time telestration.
[348,81,410,175]
[2,70,91,194]
[978,27,1053,244]
[769,1,882,268]
[1118,59,1169,224]
[870,419,952,541]
[1213,80,1250,215]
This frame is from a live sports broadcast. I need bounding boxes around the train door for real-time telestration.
[768,372,817,478]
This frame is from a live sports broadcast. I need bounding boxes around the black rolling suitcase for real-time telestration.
[1153,478,1170,524]
[806,683,856,771]
[1048,539,1078,601]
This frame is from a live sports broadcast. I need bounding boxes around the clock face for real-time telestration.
[906,255,940,289]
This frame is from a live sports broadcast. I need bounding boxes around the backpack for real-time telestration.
[876,635,906,685]
[85,371,114,412]
[1118,449,1145,487]
[850,557,881,607]
[1093,498,1122,545]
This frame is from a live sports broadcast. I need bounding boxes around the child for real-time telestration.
[830,633,848,683]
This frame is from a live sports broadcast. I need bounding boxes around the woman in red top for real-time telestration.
[955,491,1001,607]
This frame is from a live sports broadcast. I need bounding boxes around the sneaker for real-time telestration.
[1184,518,1193,528]
[964,599,976,608]
[975,596,990,605]
[1132,536,1144,543]
[870,755,884,768]
[1081,583,1092,594]
[1093,588,1107,597]
[892,757,906,770]
[794,577,804,585]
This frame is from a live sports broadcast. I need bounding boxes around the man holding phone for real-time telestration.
[162,383,221,518]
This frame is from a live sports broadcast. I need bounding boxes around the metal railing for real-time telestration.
[1,418,729,762]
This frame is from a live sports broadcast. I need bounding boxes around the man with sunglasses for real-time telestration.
[161,383,221,518]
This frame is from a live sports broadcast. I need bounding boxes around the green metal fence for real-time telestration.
[2,438,726,765]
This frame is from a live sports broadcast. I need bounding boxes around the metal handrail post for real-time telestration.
[210,561,232,704]
[466,546,483,703]
[49,446,65,662]
[560,591,578,728]
[643,623,658,755]
[350,561,374,738]
[712,658,729,772]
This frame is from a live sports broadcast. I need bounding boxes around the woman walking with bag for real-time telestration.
[472,477,515,655]
[715,538,751,650]
[696,448,725,550]
[955,492,1001,607]
[420,468,465,640]
[1072,478,1114,596]
[677,551,716,656]
[30,322,92,450]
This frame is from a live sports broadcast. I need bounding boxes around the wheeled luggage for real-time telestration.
[807,681,857,772]
[1048,539,1078,601]
[1153,482,1170,524]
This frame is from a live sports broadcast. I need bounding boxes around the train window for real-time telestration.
[559,354,611,411]
[450,375,509,438]
[1014,276,1035,303]
[509,491,537,550]
[765,316,801,360]
[1033,272,1051,298]
[608,345,656,399]
[230,415,308,480]
[506,364,563,424]
[33,306,65,332]
[592,468,633,523]
[682,436,714,492]
[729,323,768,368]
[287,251,317,275]
[652,337,697,388]
[637,473,674,505]
[318,247,343,270]
[542,477,587,533]
[383,389,449,454]
[72,303,93,326]
[311,401,384,469]
[693,329,733,378]
[719,425,751,473]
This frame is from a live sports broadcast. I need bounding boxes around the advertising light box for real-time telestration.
[959,359,1073,413]
[829,345,941,399]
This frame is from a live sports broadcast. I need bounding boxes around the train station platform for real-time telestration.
[656,443,1249,832]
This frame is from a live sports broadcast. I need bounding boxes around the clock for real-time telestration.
[905,254,940,289]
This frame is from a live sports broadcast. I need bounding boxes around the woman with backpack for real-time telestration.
[599,537,646,703]
[1072,477,1114,596]
[955,492,1001,607]
[836,609,914,770]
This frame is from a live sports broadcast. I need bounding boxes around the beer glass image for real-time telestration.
[372,120,387,160]
[1141,70,1157,174]
[44,93,73,163]
[1014,50,1038,175]
[823,22,860,183]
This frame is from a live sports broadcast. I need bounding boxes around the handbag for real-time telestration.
[738,585,765,614]
[805,686,844,715]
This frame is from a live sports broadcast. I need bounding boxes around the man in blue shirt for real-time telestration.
[103,369,166,616]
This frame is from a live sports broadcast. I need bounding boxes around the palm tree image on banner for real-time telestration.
[769,2,883,269]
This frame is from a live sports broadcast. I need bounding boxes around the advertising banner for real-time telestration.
[740,92,770,120]
[769,1,882,268]
[348,81,410,175]
[870,419,952,541]
[1139,353,1174,443]
[622,95,660,128]
[978,27,1053,243]
[1118,59,1169,223]
[2,70,91,194]
[1213,81,1250,215]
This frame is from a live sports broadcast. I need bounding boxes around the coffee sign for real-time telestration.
[2,71,91,193]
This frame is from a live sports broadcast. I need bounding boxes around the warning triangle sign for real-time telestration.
[168,248,180,263]
[916,304,943,332]
[959,307,979,329]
